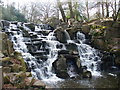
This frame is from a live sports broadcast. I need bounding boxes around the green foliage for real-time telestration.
[2,5,27,22]
[91,24,107,30]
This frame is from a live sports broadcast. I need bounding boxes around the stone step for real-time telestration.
[34,56,48,61]
[25,42,32,45]
[34,51,46,55]
[31,38,43,42]
[33,41,42,45]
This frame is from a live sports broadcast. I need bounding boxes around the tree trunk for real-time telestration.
[57,0,67,22]
[105,0,109,17]
[114,0,120,21]
[114,0,117,15]
[68,0,74,18]
[101,1,104,18]
[86,0,89,21]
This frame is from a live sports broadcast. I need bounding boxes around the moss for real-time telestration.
[2,57,13,66]
[17,57,26,72]
[91,24,107,30]
[4,75,10,84]
[13,51,26,72]
[2,57,11,61]
[10,64,23,72]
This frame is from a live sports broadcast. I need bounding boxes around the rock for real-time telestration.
[82,25,91,34]
[14,55,27,72]
[91,39,107,51]
[10,64,23,72]
[24,23,35,31]
[101,20,114,27]
[1,20,10,28]
[65,43,78,52]
[58,50,69,55]
[26,72,32,77]
[54,27,71,43]
[1,33,14,56]
[53,55,67,73]
[0,51,4,58]
[56,70,69,79]
[82,70,92,78]
[115,57,120,66]
[2,57,13,67]
[80,66,92,78]
[112,22,120,28]
[3,84,17,89]
[32,79,46,88]
[24,77,35,86]
[3,74,11,84]
[53,54,69,79]
[3,67,11,73]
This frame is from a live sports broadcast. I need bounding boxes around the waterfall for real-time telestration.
[4,21,101,83]
[76,32,101,76]
[5,22,66,82]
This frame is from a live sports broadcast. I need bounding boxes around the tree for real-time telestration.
[2,3,27,22]
[85,0,89,21]
[57,0,67,22]
[105,0,109,17]
[115,0,120,21]
[101,0,105,18]
[68,0,74,18]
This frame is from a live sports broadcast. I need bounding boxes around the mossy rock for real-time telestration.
[13,51,22,58]
[17,57,26,72]
[3,67,11,73]
[2,57,11,61]
[4,75,10,84]
[10,64,23,72]
[2,57,13,66]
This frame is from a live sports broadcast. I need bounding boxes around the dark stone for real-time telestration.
[56,71,69,79]
[1,20,10,28]
[24,23,35,31]
[58,50,69,55]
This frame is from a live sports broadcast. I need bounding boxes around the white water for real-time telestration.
[76,32,101,76]
[7,23,65,82]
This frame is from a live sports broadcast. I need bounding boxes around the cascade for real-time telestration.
[76,32,101,76]
[4,22,66,82]
[3,21,101,83]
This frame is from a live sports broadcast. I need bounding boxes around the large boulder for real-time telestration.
[53,54,69,79]
[53,50,81,79]
[54,27,71,43]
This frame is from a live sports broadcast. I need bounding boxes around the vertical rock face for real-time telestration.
[0,32,13,57]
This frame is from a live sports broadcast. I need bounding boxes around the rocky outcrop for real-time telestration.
[82,19,120,67]
[0,32,13,56]
[2,51,46,89]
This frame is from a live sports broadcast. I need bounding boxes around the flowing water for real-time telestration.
[2,21,120,88]
[76,32,101,76]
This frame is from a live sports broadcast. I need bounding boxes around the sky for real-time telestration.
[2,0,118,6]
[2,0,118,18]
